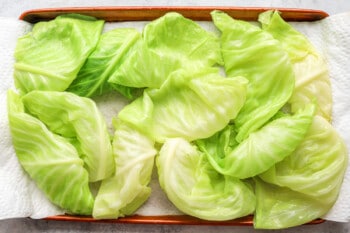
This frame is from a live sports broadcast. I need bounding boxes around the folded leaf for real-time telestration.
[7,90,94,215]
[254,178,329,229]
[67,28,140,98]
[259,10,332,120]
[22,91,114,182]
[204,104,316,179]
[14,14,104,94]
[93,120,157,219]
[108,12,222,89]
[118,68,248,142]
[260,115,348,204]
[157,138,255,220]
[211,10,295,142]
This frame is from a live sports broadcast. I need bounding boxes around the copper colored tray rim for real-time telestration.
[45,214,325,226]
[20,6,328,226]
[19,6,329,23]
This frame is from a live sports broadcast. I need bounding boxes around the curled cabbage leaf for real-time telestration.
[7,90,94,215]
[108,12,222,89]
[211,10,295,142]
[202,104,316,179]
[260,115,348,204]
[254,178,330,229]
[14,14,104,94]
[157,138,255,220]
[67,28,141,98]
[93,120,157,219]
[259,10,332,120]
[118,68,247,142]
[22,91,114,182]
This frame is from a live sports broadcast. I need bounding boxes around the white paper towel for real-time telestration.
[0,12,350,221]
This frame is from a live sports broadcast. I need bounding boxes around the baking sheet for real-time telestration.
[17,6,330,226]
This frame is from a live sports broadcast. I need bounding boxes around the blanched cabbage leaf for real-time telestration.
[259,11,332,120]
[211,10,295,142]
[254,178,330,229]
[93,120,157,219]
[118,68,247,142]
[22,91,114,182]
[67,28,141,98]
[108,12,222,89]
[7,90,94,215]
[157,138,255,220]
[14,14,104,94]
[260,115,348,204]
[202,104,316,179]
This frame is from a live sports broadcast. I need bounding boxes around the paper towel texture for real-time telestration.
[0,12,350,221]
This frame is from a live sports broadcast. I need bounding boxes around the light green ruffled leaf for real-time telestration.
[14,14,104,94]
[22,91,114,182]
[7,90,94,215]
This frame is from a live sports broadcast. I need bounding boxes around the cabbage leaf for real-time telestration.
[93,120,157,219]
[118,68,247,142]
[260,115,348,204]
[14,14,104,94]
[157,138,255,220]
[108,12,222,89]
[211,10,295,142]
[22,91,114,182]
[202,104,316,179]
[7,90,94,215]
[259,11,332,120]
[254,178,330,229]
[67,28,140,98]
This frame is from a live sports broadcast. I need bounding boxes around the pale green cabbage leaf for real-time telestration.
[260,115,348,204]
[157,138,255,220]
[67,28,141,98]
[259,11,332,120]
[201,104,316,179]
[254,178,330,229]
[14,14,104,94]
[118,68,248,142]
[211,10,295,142]
[22,91,114,182]
[93,120,157,219]
[7,90,94,215]
[108,12,222,89]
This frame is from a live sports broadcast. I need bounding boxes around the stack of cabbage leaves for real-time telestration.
[7,10,347,229]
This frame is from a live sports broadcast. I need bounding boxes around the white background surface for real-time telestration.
[1,1,350,232]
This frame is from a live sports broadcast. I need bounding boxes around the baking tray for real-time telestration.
[19,6,328,23]
[19,6,328,226]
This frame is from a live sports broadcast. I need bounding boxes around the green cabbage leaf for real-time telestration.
[93,120,157,219]
[7,90,94,215]
[108,12,222,89]
[201,104,316,179]
[22,91,114,182]
[118,68,247,142]
[211,10,295,142]
[157,138,255,220]
[260,115,348,204]
[259,11,332,120]
[254,178,330,229]
[67,28,140,98]
[14,14,104,94]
